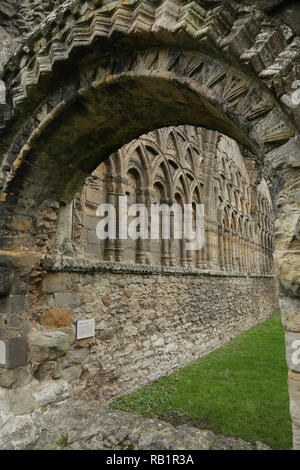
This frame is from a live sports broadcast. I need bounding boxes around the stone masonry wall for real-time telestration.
[0,262,278,450]
[30,261,279,404]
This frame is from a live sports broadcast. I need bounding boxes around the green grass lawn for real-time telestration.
[110,312,292,449]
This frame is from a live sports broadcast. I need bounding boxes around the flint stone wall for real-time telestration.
[34,260,279,403]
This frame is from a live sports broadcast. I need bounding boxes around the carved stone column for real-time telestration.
[114,175,127,263]
[136,187,148,265]
[272,150,300,449]
[218,225,225,271]
[244,238,251,273]
[160,198,173,267]
[205,219,218,269]
[104,184,118,262]
[232,232,239,272]
[223,229,232,272]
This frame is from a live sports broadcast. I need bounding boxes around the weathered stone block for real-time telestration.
[286,331,300,372]
[59,326,76,344]
[101,294,111,306]
[0,336,28,369]
[29,331,70,363]
[0,415,39,450]
[40,308,72,329]
[6,314,25,330]
[280,296,300,331]
[41,273,67,294]
[34,361,60,381]
[152,337,164,347]
[85,188,103,205]
[63,365,82,382]
[0,294,25,314]
[293,423,300,451]
[54,293,78,307]
[10,277,28,295]
[0,250,39,276]
[0,388,12,427]
[123,289,132,298]
[53,361,63,380]
[274,251,300,298]
[9,390,37,416]
[61,349,88,368]
[288,371,300,427]
[31,379,70,406]
[0,366,30,389]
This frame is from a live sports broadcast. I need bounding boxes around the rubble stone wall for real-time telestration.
[31,263,278,403]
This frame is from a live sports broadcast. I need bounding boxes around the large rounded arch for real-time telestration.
[0,0,299,448]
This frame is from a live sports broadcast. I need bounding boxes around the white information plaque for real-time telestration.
[0,340,6,365]
[76,319,95,340]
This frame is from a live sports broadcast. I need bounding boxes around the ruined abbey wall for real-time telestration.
[19,126,277,405]
[0,125,278,421]
[0,0,299,450]
[33,267,277,404]
[63,126,273,273]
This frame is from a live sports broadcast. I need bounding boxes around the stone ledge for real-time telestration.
[0,399,271,450]
[47,255,276,279]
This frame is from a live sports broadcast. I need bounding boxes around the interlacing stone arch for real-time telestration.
[0,0,300,448]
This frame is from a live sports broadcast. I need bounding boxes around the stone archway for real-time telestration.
[0,0,299,448]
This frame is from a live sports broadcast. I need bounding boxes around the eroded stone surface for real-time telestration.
[0,399,271,450]
[0,415,39,450]
[0,0,299,450]
[286,332,300,371]
[31,379,70,406]
[29,331,70,364]
[288,371,300,428]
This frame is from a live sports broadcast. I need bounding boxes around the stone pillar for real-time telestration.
[253,242,259,273]
[218,226,225,271]
[104,186,118,262]
[245,239,251,273]
[268,136,300,450]
[237,235,242,273]
[185,201,194,268]
[205,219,218,269]
[268,247,273,274]
[243,239,248,273]
[136,188,148,265]
[199,217,208,269]
[201,131,219,270]
[180,238,188,267]
[160,198,173,266]
[239,237,245,273]
[223,229,231,272]
[115,175,128,263]
[232,232,239,272]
